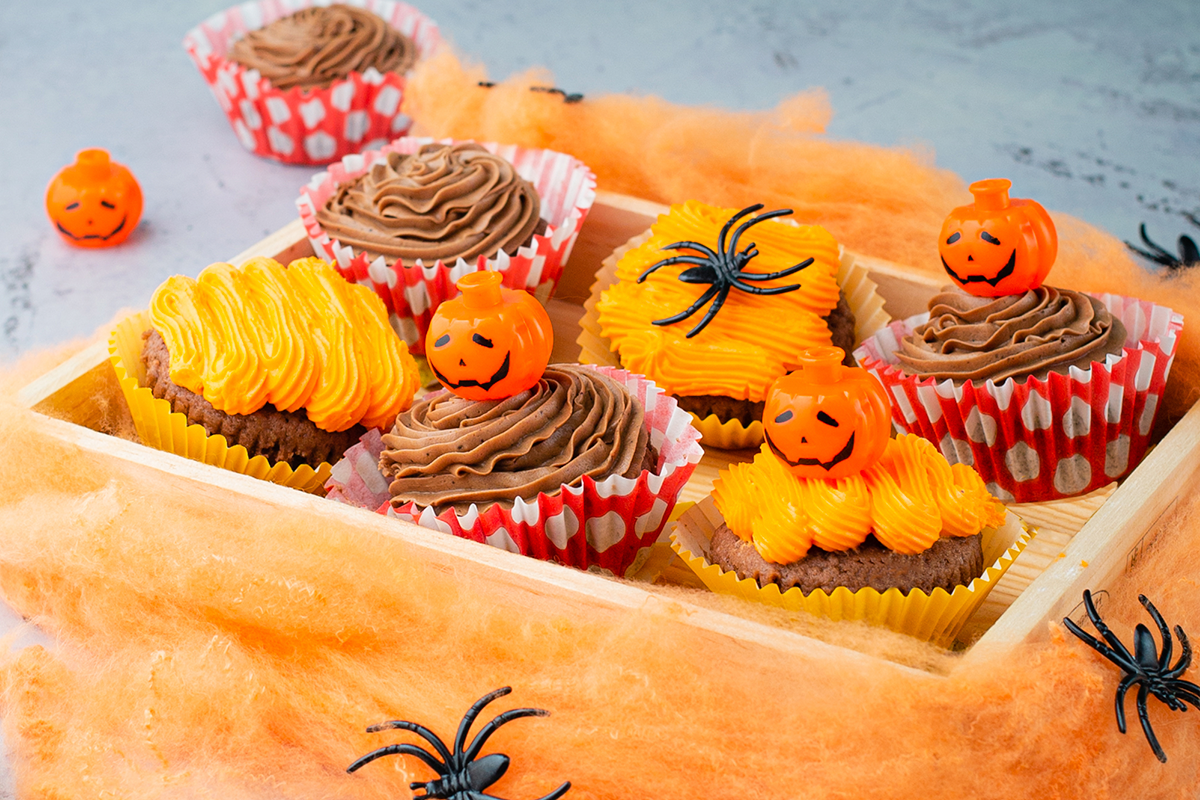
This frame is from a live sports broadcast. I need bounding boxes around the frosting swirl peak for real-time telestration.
[315,143,543,268]
[897,286,1127,382]
[228,5,417,91]
[379,365,652,512]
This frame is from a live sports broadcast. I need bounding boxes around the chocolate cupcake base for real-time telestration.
[710,523,984,595]
[141,329,364,468]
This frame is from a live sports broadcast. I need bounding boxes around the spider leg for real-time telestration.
[1140,595,1174,673]
[637,255,712,283]
[365,720,455,766]
[346,743,447,776]
[1137,683,1169,763]
[1166,625,1193,678]
[1126,224,1182,268]
[1114,674,1136,734]
[453,688,514,758]
[716,205,762,257]
[462,707,551,763]
[685,285,732,338]
[530,781,573,800]
[652,284,720,327]
[661,240,719,260]
[730,279,802,296]
[1083,590,1140,668]
[735,257,815,281]
[726,208,794,257]
[1063,616,1138,674]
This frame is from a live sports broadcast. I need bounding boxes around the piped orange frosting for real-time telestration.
[149,256,419,432]
[595,200,842,402]
[712,434,1006,563]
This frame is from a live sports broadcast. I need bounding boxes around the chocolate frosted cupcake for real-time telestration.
[896,286,1127,383]
[228,5,418,92]
[298,137,596,353]
[380,364,655,513]
[315,142,545,270]
[184,1,440,164]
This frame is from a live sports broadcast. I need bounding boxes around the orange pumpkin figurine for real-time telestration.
[762,346,892,479]
[938,178,1057,297]
[426,270,553,400]
[46,149,143,248]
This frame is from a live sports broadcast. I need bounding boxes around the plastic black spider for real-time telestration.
[1063,589,1200,763]
[637,203,815,338]
[1125,222,1199,271]
[347,687,571,800]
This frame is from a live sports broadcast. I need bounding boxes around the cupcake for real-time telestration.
[184,0,440,164]
[297,137,596,352]
[670,347,1030,645]
[109,256,421,493]
[326,271,704,576]
[589,200,888,449]
[856,179,1184,502]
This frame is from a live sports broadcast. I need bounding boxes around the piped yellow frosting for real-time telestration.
[712,434,1006,563]
[149,256,419,432]
[596,200,842,402]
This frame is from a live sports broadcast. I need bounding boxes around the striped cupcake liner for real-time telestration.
[184,0,441,165]
[297,137,597,354]
[326,366,704,576]
[854,294,1183,503]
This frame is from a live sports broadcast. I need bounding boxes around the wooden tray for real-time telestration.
[18,190,1200,676]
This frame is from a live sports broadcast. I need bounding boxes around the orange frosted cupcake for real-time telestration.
[110,256,421,491]
[595,201,854,448]
[670,348,1029,645]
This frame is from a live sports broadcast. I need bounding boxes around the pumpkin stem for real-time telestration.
[76,148,113,181]
[968,178,1012,212]
[457,270,505,309]
[795,346,845,382]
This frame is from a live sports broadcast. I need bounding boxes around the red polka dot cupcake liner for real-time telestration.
[855,294,1183,503]
[184,0,441,165]
[296,137,597,354]
[325,366,704,576]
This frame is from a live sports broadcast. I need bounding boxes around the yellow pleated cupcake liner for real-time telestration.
[108,312,332,494]
[669,496,1034,647]
[578,231,891,450]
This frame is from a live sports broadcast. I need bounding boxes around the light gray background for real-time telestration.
[0,0,1196,792]
[1,0,1198,360]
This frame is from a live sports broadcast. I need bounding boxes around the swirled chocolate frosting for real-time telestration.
[228,5,417,91]
[897,286,1127,382]
[315,143,544,268]
[379,365,652,512]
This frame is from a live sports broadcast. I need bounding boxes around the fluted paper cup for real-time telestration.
[855,294,1183,503]
[326,366,704,576]
[297,137,597,353]
[109,312,331,493]
[670,496,1033,647]
[184,0,440,165]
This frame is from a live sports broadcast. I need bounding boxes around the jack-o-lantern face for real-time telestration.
[938,178,1057,297]
[426,270,553,401]
[45,149,143,248]
[763,347,892,479]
